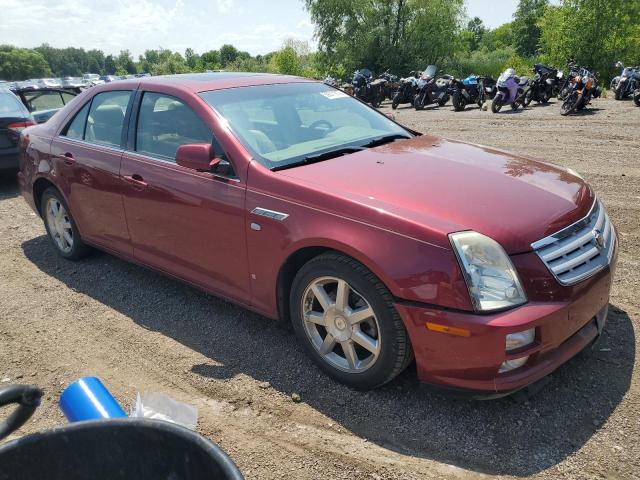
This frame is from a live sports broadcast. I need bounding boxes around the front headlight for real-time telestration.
[449,231,527,312]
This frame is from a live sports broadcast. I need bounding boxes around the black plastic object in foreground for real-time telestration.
[0,418,244,480]
[0,385,43,441]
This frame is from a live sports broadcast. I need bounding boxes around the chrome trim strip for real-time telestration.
[251,207,289,221]
[530,199,597,250]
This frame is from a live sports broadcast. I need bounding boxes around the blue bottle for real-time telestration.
[59,377,127,422]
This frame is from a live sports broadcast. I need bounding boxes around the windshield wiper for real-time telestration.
[360,134,411,149]
[271,146,365,171]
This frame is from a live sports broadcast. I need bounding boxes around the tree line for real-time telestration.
[0,41,317,81]
[1,0,638,83]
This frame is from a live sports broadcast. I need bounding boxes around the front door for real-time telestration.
[120,91,250,303]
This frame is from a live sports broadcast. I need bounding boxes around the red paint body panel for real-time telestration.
[17,74,618,394]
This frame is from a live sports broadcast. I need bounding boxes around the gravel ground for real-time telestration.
[1,96,638,479]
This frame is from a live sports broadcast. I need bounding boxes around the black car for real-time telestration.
[11,86,79,124]
[0,88,34,172]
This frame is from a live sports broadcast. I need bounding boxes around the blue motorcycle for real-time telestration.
[450,74,485,111]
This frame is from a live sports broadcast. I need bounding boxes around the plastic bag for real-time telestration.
[131,392,198,430]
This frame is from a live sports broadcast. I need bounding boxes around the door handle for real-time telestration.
[123,174,148,189]
[62,152,75,166]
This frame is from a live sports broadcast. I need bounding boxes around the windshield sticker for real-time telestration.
[320,90,348,100]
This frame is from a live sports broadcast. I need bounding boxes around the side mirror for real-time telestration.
[175,143,219,172]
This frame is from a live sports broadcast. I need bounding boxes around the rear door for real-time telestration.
[50,90,134,255]
[120,90,250,303]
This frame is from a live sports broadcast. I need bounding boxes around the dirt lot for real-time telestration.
[1,96,638,479]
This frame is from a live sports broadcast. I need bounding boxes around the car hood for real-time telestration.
[278,135,594,254]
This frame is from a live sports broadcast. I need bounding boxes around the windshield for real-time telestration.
[199,82,410,170]
[423,65,437,77]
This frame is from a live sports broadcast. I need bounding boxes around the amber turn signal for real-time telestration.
[425,322,471,337]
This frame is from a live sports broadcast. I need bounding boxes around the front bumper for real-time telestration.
[395,263,615,395]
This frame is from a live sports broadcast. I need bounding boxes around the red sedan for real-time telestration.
[18,73,617,396]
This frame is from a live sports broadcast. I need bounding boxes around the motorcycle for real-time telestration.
[524,64,557,105]
[491,68,529,113]
[378,71,400,100]
[391,73,418,109]
[414,65,452,110]
[610,61,640,100]
[352,68,385,108]
[450,74,485,111]
[324,75,339,88]
[483,76,497,99]
[560,66,598,116]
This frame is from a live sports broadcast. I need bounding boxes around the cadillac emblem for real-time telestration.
[593,229,605,251]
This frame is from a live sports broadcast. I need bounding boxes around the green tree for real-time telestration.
[304,0,464,75]
[116,50,137,74]
[460,17,487,52]
[201,50,221,70]
[0,46,51,80]
[539,0,640,80]
[512,0,548,56]
[272,46,302,75]
[219,44,239,66]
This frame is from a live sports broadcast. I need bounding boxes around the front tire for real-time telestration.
[452,92,466,111]
[491,96,503,113]
[634,90,640,107]
[41,187,91,260]
[290,252,412,390]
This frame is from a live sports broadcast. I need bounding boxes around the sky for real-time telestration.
[0,0,530,58]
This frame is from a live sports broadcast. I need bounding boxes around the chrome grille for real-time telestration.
[531,199,615,285]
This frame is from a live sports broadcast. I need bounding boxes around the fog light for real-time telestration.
[499,356,529,373]
[505,328,535,352]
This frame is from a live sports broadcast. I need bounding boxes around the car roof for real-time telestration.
[107,72,315,94]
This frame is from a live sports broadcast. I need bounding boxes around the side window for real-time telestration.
[85,91,132,148]
[61,92,76,105]
[23,91,65,112]
[63,101,91,140]
[136,92,212,162]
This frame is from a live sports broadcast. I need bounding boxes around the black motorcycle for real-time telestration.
[352,69,385,108]
[482,76,497,99]
[524,64,557,105]
[611,61,640,100]
[449,75,485,111]
[414,65,452,110]
[391,74,418,109]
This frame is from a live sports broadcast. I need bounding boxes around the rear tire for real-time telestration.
[634,90,640,107]
[41,187,92,260]
[290,252,413,390]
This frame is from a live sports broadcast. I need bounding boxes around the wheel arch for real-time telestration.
[32,177,58,217]
[275,243,393,325]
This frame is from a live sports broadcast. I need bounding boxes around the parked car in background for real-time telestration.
[83,73,104,86]
[18,73,617,396]
[99,75,120,83]
[36,78,63,88]
[11,86,78,123]
[61,77,86,88]
[0,87,33,171]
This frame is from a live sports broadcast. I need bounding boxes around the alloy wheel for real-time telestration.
[301,276,381,373]
[45,197,74,253]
